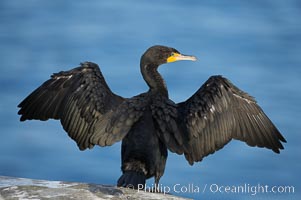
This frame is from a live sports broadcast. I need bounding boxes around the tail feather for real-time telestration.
[117,171,146,189]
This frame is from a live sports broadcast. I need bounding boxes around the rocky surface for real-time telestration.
[0,176,190,200]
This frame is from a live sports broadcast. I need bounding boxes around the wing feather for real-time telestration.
[18,62,145,150]
[168,75,286,164]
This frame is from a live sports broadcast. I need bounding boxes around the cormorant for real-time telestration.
[18,45,286,189]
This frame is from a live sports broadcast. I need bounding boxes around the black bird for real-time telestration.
[18,45,286,188]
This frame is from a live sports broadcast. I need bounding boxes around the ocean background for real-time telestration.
[0,0,300,199]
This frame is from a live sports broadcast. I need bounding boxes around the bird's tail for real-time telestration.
[117,170,146,189]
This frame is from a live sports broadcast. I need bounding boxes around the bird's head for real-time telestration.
[141,45,197,67]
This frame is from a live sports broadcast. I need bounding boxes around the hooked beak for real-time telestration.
[167,53,197,63]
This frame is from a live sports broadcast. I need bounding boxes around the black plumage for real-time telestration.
[18,45,286,188]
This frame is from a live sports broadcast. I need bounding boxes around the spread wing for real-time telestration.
[157,75,286,165]
[18,62,145,150]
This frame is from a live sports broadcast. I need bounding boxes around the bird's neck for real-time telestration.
[140,63,168,97]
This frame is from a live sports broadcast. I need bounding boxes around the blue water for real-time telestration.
[0,0,300,199]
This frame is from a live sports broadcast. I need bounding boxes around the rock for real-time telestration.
[0,176,190,200]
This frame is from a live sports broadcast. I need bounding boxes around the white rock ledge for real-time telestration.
[0,176,190,200]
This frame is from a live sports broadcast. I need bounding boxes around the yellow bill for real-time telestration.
[167,53,197,63]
